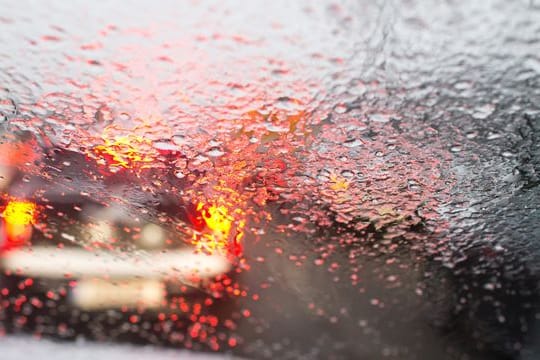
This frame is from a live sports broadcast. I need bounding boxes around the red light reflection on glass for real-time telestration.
[1,199,37,248]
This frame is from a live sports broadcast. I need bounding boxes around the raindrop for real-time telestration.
[264,123,289,133]
[487,132,502,140]
[119,112,131,121]
[369,113,390,123]
[343,138,363,148]
[340,170,355,179]
[454,81,472,90]
[358,319,368,327]
[193,154,209,164]
[484,283,495,291]
[502,151,515,158]
[207,148,225,157]
[334,104,347,114]
[472,104,494,119]
[153,141,181,155]
[317,169,331,181]
[208,139,222,147]
[172,134,188,146]
[314,259,325,266]
[274,97,303,112]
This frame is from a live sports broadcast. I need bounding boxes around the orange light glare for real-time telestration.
[192,202,244,257]
[92,135,156,170]
[2,200,36,246]
[329,173,350,191]
[199,203,233,238]
[3,200,36,226]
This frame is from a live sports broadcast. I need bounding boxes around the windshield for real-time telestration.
[1,1,539,359]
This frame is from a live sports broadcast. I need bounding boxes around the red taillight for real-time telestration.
[189,201,244,258]
[1,200,36,249]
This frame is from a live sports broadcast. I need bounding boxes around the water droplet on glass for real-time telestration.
[153,141,181,155]
[207,148,225,157]
[172,134,188,146]
[343,138,363,148]
[334,104,347,114]
[487,132,502,140]
[472,104,494,119]
[369,113,390,123]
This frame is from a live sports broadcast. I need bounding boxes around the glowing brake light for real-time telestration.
[192,202,244,257]
[200,203,232,238]
[1,200,36,248]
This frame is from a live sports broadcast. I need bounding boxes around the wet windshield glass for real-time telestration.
[1,1,540,359]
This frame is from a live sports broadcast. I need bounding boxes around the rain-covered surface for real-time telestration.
[1,0,540,359]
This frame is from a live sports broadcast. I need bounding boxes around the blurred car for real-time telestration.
[0,129,243,329]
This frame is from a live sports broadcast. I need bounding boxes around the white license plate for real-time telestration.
[71,278,165,310]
